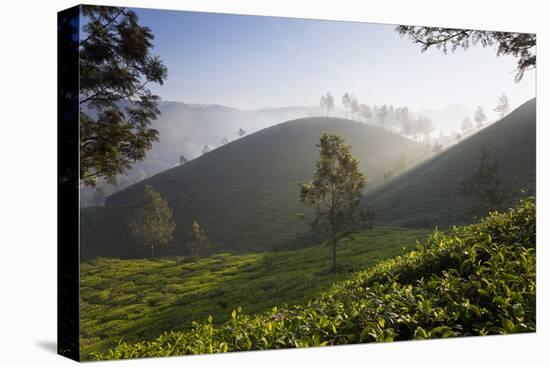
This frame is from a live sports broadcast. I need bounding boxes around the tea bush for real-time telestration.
[95,198,535,360]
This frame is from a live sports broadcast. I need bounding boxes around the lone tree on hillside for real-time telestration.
[188,220,208,260]
[461,116,473,134]
[342,93,351,119]
[395,26,535,82]
[474,106,488,129]
[179,154,187,165]
[79,6,168,186]
[494,94,510,119]
[350,95,360,121]
[238,128,246,138]
[458,147,507,218]
[202,144,211,154]
[300,134,367,273]
[129,185,175,258]
[325,93,335,116]
[319,95,327,116]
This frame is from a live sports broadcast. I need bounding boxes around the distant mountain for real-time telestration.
[365,98,536,228]
[81,117,430,259]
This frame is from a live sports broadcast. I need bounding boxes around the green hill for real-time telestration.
[364,98,536,228]
[94,198,536,360]
[82,117,429,259]
[80,227,428,358]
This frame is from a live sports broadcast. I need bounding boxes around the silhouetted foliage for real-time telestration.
[395,26,535,82]
[179,154,187,165]
[459,147,507,218]
[300,134,367,272]
[238,128,246,137]
[79,6,168,186]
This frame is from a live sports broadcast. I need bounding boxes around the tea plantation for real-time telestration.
[80,227,429,358]
[93,198,535,360]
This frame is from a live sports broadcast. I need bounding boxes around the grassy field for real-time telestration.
[95,199,535,361]
[80,227,429,358]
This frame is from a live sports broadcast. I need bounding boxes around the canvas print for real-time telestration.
[57,4,536,361]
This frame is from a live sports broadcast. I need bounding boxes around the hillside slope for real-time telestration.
[364,98,536,228]
[95,198,536,360]
[82,117,428,259]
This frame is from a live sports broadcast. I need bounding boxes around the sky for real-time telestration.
[131,7,535,115]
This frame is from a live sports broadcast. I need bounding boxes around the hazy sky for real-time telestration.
[133,8,535,115]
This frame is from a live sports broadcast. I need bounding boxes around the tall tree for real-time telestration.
[458,147,507,218]
[128,185,175,258]
[342,93,351,119]
[350,95,360,121]
[494,94,510,119]
[325,93,335,116]
[474,106,488,129]
[79,6,168,186]
[238,128,246,137]
[395,26,535,82]
[359,103,372,122]
[376,105,389,127]
[300,134,367,272]
[188,220,208,260]
[319,95,327,116]
[179,154,187,165]
[461,116,473,134]
[202,144,211,154]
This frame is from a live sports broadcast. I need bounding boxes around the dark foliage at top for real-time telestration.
[396,26,535,82]
[80,6,167,186]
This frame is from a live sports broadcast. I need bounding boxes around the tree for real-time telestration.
[461,116,473,134]
[342,93,351,119]
[494,94,510,119]
[202,144,211,154]
[179,154,187,165]
[300,134,367,272]
[238,128,246,137]
[458,147,507,218]
[325,93,335,116]
[416,116,434,141]
[359,103,372,121]
[376,105,389,127]
[188,220,208,260]
[474,106,488,129]
[350,95,360,120]
[128,185,175,258]
[319,95,327,116]
[395,26,535,82]
[79,6,168,186]
[221,137,228,145]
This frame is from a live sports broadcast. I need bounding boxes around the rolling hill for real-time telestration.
[81,117,430,259]
[364,98,536,227]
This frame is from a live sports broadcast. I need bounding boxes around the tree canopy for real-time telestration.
[80,6,168,186]
[300,134,367,272]
[395,26,535,82]
[128,185,175,258]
